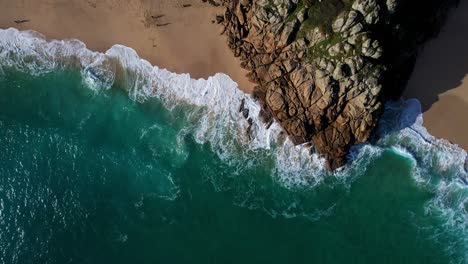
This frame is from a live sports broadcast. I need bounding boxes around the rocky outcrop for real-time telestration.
[204,0,458,169]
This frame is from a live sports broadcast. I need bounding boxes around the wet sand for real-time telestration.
[0,0,254,92]
[404,1,468,149]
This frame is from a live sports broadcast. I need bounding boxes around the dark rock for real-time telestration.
[215,15,225,24]
[208,0,458,170]
[465,156,468,173]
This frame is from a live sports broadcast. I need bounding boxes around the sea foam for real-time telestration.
[0,28,466,227]
[0,28,332,187]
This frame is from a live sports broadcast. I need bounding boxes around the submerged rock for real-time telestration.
[205,0,458,170]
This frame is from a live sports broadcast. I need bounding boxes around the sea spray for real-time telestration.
[1,27,466,183]
[373,99,468,261]
[1,27,467,188]
[0,28,332,188]
[0,27,467,262]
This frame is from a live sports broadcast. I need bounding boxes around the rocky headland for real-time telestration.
[204,0,459,169]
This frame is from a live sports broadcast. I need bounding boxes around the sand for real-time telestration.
[404,1,468,149]
[0,0,254,92]
[1,0,466,148]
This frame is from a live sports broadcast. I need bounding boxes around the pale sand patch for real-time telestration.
[0,0,254,92]
[404,0,468,149]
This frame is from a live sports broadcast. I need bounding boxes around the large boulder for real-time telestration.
[206,0,458,170]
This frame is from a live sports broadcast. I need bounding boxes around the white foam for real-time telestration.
[0,28,466,195]
[1,29,468,249]
[377,99,468,257]
[0,28,334,187]
[390,146,417,163]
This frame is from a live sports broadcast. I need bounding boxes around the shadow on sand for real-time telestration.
[404,0,468,112]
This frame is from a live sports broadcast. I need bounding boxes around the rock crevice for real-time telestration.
[203,0,458,169]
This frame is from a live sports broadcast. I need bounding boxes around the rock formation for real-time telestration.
[203,0,458,169]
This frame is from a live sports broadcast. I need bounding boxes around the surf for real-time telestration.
[0,27,467,262]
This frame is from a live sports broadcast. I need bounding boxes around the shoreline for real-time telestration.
[0,0,254,93]
[0,0,466,153]
[404,0,468,150]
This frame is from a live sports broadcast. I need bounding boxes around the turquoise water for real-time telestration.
[0,29,467,263]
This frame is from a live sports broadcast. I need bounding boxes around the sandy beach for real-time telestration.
[404,1,468,149]
[0,0,254,92]
[0,0,466,149]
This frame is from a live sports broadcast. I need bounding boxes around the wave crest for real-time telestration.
[0,28,466,224]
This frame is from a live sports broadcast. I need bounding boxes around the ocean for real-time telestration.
[0,28,466,264]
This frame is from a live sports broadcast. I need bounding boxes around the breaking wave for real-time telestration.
[0,28,466,257]
[0,28,332,188]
